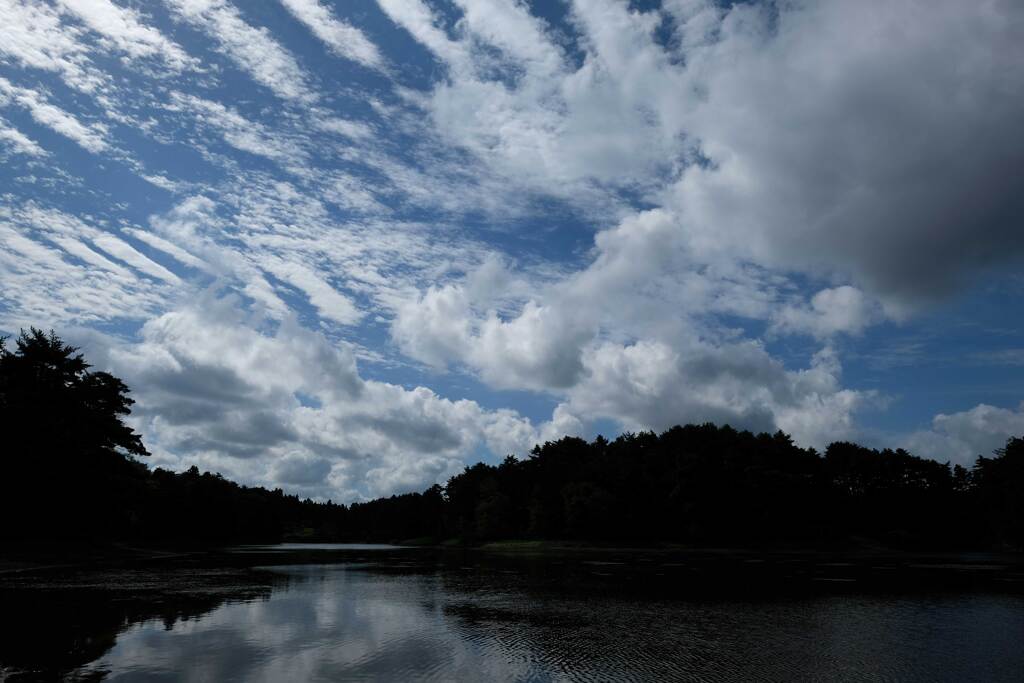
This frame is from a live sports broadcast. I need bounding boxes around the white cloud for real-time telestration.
[391,283,473,369]
[381,0,688,203]
[471,301,591,390]
[261,258,361,326]
[91,233,182,284]
[3,0,1020,496]
[0,116,46,156]
[390,208,766,394]
[390,239,873,449]
[139,173,183,193]
[561,341,871,450]
[662,0,1024,306]
[106,299,550,499]
[56,0,196,71]
[379,0,1022,456]
[772,286,883,338]
[0,76,108,152]
[904,402,1024,466]
[125,228,210,272]
[320,172,384,214]
[0,0,105,93]
[48,234,134,278]
[279,0,383,69]
[391,255,589,392]
[314,115,374,141]
[165,0,316,102]
[166,92,307,166]
[376,0,467,68]
[381,0,1024,307]
[0,203,172,327]
[453,0,565,76]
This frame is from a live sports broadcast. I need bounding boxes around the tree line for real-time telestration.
[1,329,1021,549]
[0,329,344,543]
[348,428,1023,549]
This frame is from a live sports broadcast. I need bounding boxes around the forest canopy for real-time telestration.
[1,329,1021,549]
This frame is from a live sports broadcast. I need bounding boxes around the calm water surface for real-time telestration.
[3,544,1023,681]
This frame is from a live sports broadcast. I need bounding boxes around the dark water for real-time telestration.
[2,545,1024,681]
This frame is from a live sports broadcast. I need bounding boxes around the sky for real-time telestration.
[1,0,1023,502]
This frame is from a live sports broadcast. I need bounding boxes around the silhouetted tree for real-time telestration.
[1,328,148,458]
[0,329,348,543]
[972,437,1024,549]
[3,327,1022,551]
[1,329,149,539]
[348,424,1015,548]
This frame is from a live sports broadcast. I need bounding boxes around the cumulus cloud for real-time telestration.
[904,402,1024,466]
[391,283,474,369]
[3,0,1021,496]
[104,297,552,499]
[560,341,871,450]
[663,0,1024,306]
[391,256,591,392]
[381,0,1022,455]
[391,245,874,448]
[383,0,1024,307]
[772,286,883,339]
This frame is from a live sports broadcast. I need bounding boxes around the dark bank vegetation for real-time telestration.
[1,329,1022,550]
[353,430,1024,550]
[0,329,342,544]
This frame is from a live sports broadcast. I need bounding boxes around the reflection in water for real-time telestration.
[2,549,1024,681]
[0,566,280,681]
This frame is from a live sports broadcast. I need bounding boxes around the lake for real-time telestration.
[2,544,1023,681]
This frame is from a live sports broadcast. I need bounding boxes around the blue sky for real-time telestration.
[1,0,1023,501]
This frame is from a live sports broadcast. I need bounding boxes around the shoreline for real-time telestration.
[4,541,1023,595]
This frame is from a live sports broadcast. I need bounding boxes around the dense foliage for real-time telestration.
[0,329,345,542]
[349,429,1023,550]
[2,329,1022,549]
